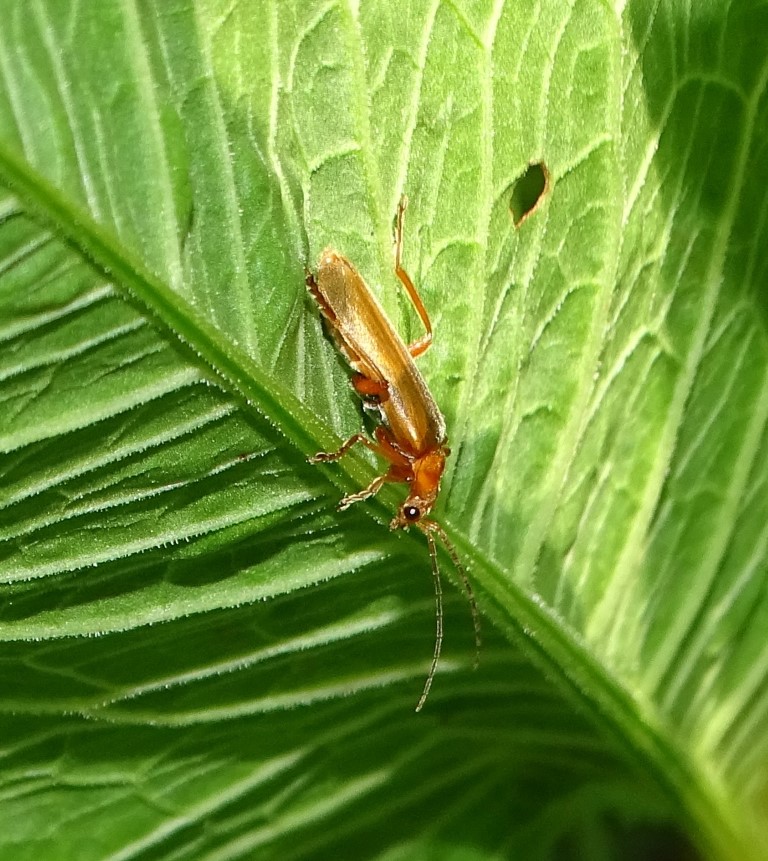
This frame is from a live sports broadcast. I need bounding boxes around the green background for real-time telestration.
[1,1,767,859]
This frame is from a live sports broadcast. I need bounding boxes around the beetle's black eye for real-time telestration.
[403,505,420,522]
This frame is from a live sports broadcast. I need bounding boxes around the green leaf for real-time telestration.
[1,1,767,859]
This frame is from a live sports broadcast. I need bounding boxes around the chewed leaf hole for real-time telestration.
[509,161,550,227]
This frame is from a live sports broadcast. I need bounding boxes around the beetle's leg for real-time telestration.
[338,456,415,510]
[372,425,416,470]
[338,473,391,510]
[351,373,390,405]
[394,195,433,359]
[308,433,379,464]
[311,426,413,509]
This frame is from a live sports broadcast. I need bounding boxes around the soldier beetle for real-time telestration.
[306,196,480,711]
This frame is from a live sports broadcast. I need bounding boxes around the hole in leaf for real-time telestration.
[510,161,550,227]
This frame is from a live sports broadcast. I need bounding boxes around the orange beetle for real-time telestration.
[306,197,479,710]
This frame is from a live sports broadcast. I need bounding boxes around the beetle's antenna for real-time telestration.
[415,528,444,712]
[424,520,481,670]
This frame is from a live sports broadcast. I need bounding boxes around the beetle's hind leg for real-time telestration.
[351,373,389,406]
[393,196,433,359]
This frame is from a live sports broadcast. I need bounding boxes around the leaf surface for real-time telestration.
[1,1,767,859]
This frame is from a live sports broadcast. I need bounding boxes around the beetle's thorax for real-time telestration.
[390,446,447,530]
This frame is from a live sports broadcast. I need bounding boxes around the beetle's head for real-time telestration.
[390,495,435,531]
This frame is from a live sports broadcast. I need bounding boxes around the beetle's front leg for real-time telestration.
[338,473,389,510]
